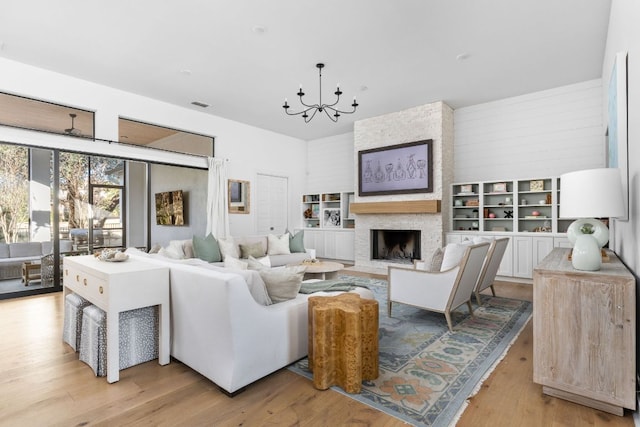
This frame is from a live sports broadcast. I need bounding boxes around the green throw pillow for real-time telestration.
[192,234,222,263]
[288,229,305,253]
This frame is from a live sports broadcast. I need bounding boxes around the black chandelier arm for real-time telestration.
[323,103,358,115]
[283,105,316,117]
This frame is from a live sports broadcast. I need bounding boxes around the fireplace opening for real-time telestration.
[371,229,421,264]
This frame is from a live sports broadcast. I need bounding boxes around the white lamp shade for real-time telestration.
[559,168,625,219]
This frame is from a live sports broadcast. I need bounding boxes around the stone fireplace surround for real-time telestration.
[352,101,454,270]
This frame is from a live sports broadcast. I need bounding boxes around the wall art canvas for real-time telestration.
[358,139,433,196]
[607,51,629,221]
[155,190,185,225]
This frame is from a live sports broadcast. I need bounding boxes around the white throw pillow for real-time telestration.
[267,233,291,256]
[247,255,271,270]
[158,241,185,259]
[224,256,248,270]
[218,237,240,260]
[259,265,306,303]
[440,241,472,271]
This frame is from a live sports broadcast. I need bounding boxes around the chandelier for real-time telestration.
[283,63,358,123]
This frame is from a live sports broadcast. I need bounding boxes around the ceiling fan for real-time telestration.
[64,113,82,136]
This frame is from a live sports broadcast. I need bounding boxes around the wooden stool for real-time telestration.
[308,293,379,393]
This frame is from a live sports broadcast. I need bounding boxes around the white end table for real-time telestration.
[63,255,170,383]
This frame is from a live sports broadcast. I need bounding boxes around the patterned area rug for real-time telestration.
[288,275,532,426]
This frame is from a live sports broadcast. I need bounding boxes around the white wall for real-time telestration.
[0,57,307,239]
[306,132,355,194]
[604,0,640,275]
[454,79,604,182]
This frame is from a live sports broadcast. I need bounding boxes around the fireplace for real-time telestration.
[371,229,421,264]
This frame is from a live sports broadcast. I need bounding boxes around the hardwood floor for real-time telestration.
[0,275,634,426]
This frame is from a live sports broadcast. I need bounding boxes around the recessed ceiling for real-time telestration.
[0,0,612,141]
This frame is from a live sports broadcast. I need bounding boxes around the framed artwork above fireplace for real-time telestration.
[358,139,433,196]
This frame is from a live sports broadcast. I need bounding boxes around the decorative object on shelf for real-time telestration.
[454,199,463,206]
[228,179,250,214]
[282,63,358,123]
[560,168,624,271]
[531,211,540,217]
[460,184,473,194]
[505,197,511,204]
[529,180,544,191]
[492,182,507,193]
[466,199,479,207]
[545,193,552,204]
[538,199,546,205]
[323,208,341,228]
[358,140,433,196]
[504,210,513,218]
[488,213,496,219]
[304,208,313,219]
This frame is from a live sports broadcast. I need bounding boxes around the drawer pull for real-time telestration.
[99,286,103,294]
[76,274,79,282]
[83,278,87,286]
[65,269,68,276]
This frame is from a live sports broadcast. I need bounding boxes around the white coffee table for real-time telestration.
[296,261,344,280]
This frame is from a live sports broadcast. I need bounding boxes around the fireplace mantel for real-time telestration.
[350,200,441,214]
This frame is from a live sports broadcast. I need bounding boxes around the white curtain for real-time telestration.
[206,157,230,238]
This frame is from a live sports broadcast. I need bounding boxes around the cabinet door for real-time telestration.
[304,229,325,258]
[532,237,554,269]
[334,231,355,261]
[534,269,635,410]
[323,231,337,259]
[513,236,533,278]
[496,235,513,277]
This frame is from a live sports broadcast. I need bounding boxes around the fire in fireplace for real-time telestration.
[371,229,421,263]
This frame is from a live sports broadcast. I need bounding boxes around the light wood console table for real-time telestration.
[533,248,635,415]
[63,255,170,383]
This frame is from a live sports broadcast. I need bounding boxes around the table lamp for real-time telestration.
[559,168,624,271]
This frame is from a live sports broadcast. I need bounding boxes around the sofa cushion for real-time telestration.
[259,265,306,303]
[440,241,472,271]
[239,242,266,259]
[192,234,222,263]
[0,243,9,259]
[9,242,43,258]
[288,230,305,253]
[218,237,240,260]
[267,233,291,256]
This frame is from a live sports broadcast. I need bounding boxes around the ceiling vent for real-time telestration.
[191,101,210,108]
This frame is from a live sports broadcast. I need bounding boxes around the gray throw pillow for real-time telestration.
[192,234,222,263]
[259,265,306,303]
[239,242,266,259]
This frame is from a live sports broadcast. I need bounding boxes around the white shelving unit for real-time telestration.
[300,191,355,262]
[449,176,579,280]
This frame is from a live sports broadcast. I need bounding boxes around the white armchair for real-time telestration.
[473,237,509,305]
[387,242,490,332]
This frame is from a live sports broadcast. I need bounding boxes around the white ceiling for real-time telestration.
[0,0,612,141]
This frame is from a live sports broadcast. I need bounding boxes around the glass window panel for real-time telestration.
[0,145,29,243]
[90,157,124,185]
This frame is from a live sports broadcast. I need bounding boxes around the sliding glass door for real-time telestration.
[0,144,143,300]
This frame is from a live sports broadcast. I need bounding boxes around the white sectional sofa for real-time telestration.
[125,247,372,395]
